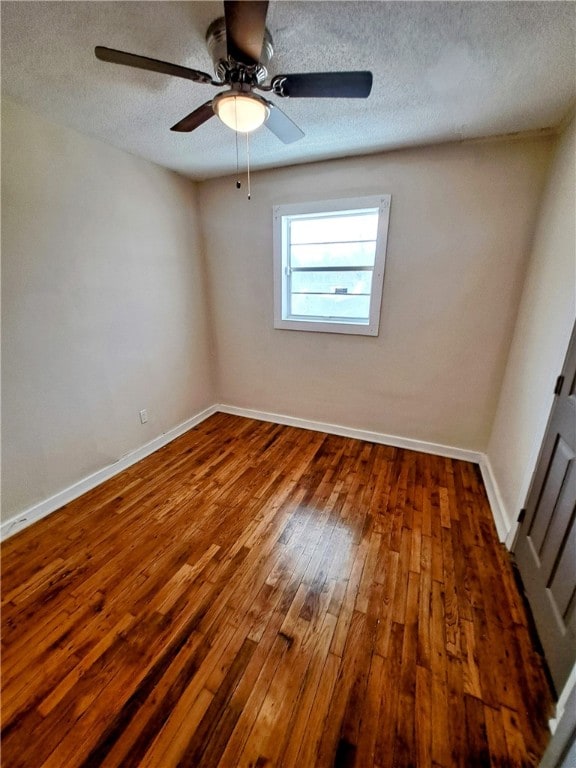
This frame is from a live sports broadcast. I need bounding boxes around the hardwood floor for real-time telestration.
[1,413,553,767]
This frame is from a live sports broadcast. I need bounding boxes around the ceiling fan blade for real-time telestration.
[170,101,215,132]
[224,1,269,66]
[271,71,373,98]
[264,101,304,144]
[95,47,216,85]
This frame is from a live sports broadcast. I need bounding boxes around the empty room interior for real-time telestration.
[1,1,576,766]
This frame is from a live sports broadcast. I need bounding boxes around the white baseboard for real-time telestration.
[0,405,218,542]
[217,404,484,463]
[479,456,513,544]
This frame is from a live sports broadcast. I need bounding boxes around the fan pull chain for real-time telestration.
[246,131,251,201]
[235,99,241,189]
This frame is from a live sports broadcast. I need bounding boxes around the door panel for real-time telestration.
[539,461,575,580]
[514,325,576,695]
[529,436,572,553]
[549,510,575,616]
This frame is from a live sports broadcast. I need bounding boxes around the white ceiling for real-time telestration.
[2,1,575,180]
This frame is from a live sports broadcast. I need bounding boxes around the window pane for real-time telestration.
[290,212,378,245]
[291,270,372,296]
[290,293,371,320]
[274,195,390,335]
[290,241,376,269]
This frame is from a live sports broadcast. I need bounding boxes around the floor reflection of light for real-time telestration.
[275,506,357,584]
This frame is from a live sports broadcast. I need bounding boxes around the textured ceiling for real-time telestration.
[2,1,575,180]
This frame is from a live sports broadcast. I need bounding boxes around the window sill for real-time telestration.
[274,317,378,336]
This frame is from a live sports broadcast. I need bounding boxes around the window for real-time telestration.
[273,195,391,336]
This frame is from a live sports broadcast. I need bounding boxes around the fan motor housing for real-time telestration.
[206,16,273,84]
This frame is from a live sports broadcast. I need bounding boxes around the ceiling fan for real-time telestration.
[95,0,373,145]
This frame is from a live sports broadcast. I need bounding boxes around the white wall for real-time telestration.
[1,97,214,523]
[200,137,553,452]
[486,117,576,536]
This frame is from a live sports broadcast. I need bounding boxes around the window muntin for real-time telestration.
[273,196,390,336]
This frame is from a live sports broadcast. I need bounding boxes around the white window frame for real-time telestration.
[273,195,391,336]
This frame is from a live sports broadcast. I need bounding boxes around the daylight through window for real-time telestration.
[273,196,391,336]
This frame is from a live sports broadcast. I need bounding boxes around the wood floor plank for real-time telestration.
[277,611,338,768]
[393,570,420,766]
[464,693,491,767]
[316,610,370,767]
[430,579,452,768]
[289,650,341,768]
[1,414,553,767]
[483,704,511,768]
[415,663,433,768]
[374,620,405,766]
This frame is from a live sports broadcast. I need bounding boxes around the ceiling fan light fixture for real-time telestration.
[214,92,269,133]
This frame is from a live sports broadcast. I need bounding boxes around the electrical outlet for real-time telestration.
[139,409,148,424]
